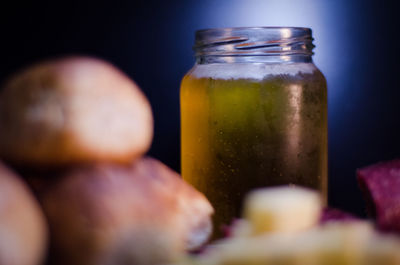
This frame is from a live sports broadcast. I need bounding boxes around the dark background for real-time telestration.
[1,0,399,217]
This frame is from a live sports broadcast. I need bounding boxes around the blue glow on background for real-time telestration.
[173,0,364,122]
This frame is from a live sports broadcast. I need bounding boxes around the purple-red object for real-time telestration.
[320,207,359,224]
[221,219,241,239]
[357,159,400,233]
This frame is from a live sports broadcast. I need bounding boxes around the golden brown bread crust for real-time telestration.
[0,56,153,166]
[36,157,213,265]
[0,162,47,265]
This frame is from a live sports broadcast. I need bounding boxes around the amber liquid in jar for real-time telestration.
[181,28,327,237]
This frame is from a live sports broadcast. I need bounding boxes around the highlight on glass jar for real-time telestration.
[180,27,327,238]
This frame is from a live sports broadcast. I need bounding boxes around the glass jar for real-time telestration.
[180,27,327,237]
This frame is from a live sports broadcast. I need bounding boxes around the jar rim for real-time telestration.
[196,26,312,34]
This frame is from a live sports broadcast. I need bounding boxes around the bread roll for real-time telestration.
[0,56,153,166]
[37,157,213,265]
[0,162,47,265]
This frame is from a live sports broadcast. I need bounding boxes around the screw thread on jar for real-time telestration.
[194,27,314,64]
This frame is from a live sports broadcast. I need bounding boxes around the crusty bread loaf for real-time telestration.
[36,157,213,265]
[0,162,47,265]
[0,56,153,166]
